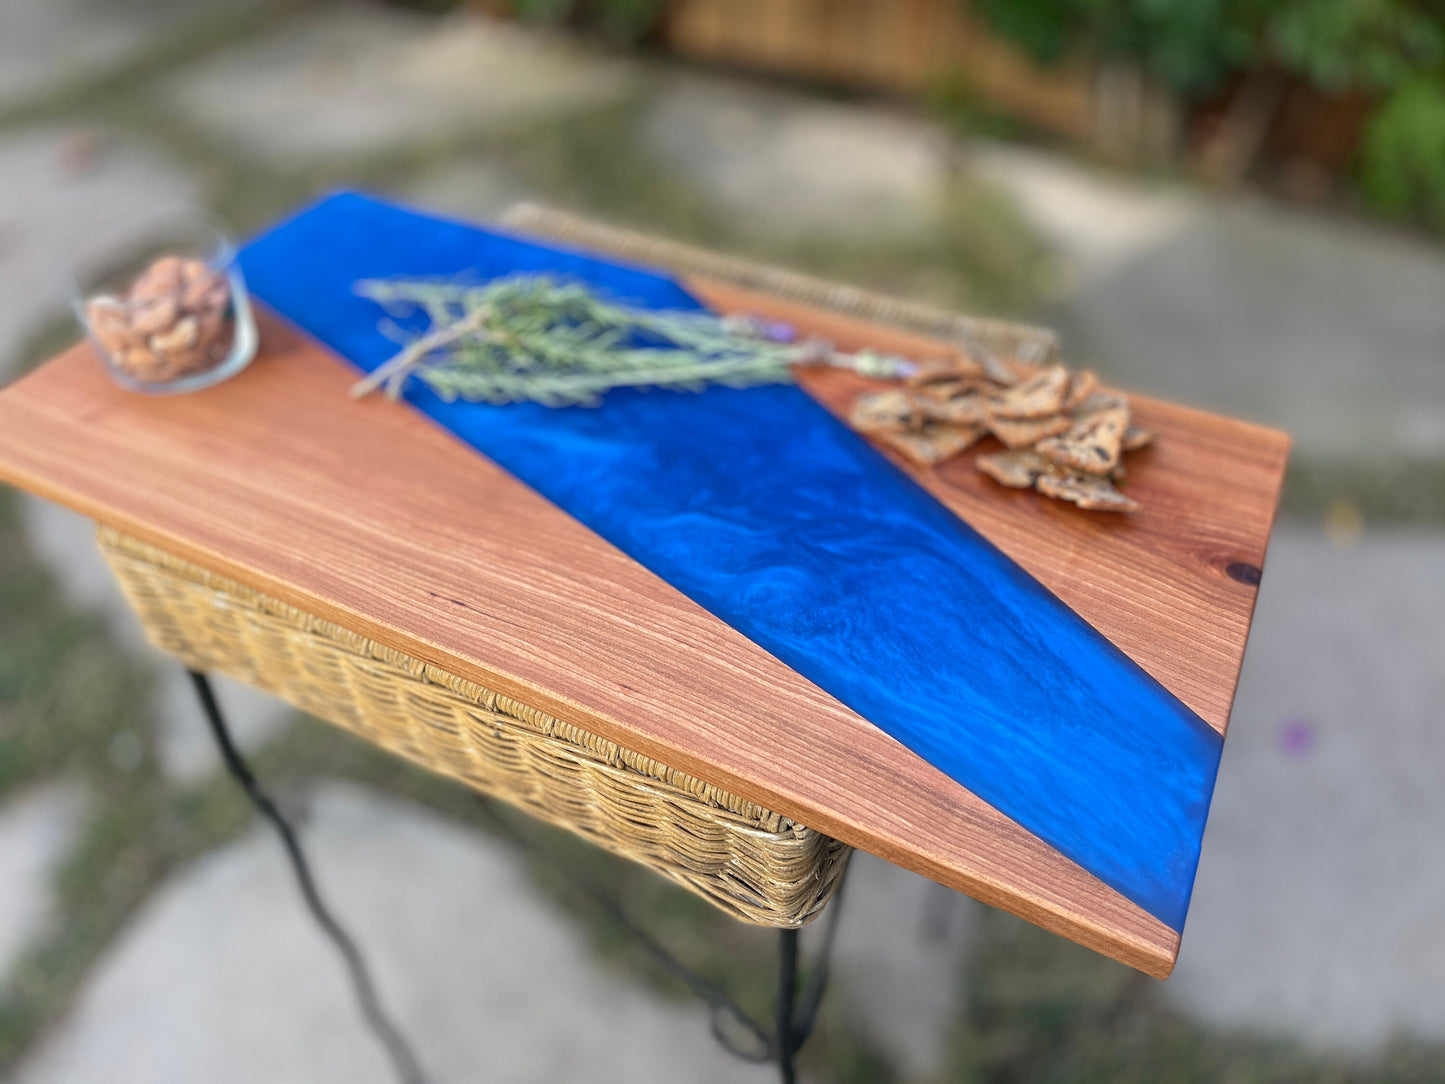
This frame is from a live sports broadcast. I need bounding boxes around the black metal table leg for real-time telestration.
[775,927,801,1083]
[188,671,428,1084]
[190,666,850,1084]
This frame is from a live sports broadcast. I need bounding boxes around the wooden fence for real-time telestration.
[662,0,1096,138]
[473,0,1188,162]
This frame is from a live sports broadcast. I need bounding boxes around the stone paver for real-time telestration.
[0,784,87,982]
[0,125,203,378]
[639,74,951,241]
[161,3,634,166]
[20,498,291,784]
[17,782,773,1084]
[398,155,530,226]
[1169,524,1445,1052]
[970,141,1199,281]
[0,0,251,111]
[972,142,1445,463]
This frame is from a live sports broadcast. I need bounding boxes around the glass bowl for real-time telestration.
[71,227,257,395]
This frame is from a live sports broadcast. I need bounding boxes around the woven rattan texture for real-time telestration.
[498,202,1060,364]
[98,528,850,927]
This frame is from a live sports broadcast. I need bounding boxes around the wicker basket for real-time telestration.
[98,529,850,927]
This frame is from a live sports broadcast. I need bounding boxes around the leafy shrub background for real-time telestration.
[971,0,1445,226]
[495,0,1445,228]
[508,0,666,42]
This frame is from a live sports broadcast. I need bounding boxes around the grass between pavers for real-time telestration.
[0,501,151,798]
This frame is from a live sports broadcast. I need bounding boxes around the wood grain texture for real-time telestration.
[0,305,1281,977]
[685,277,1291,735]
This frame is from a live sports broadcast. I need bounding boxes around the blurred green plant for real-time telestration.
[971,0,1256,94]
[508,0,666,43]
[968,0,1445,227]
[1361,75,1445,227]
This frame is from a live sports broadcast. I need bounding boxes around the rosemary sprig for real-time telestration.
[349,306,490,400]
[351,274,915,407]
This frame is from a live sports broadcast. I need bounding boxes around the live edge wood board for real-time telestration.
[0,287,1289,979]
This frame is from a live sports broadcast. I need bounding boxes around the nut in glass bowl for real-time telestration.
[73,231,257,394]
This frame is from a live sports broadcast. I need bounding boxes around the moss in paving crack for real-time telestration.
[0,492,152,798]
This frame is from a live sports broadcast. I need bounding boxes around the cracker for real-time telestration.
[905,354,985,388]
[1065,369,1098,409]
[1035,406,1128,474]
[991,366,1070,419]
[1122,425,1154,451]
[850,389,919,434]
[875,422,983,466]
[987,413,1072,448]
[916,375,996,402]
[1035,467,1139,512]
[1072,390,1128,418]
[976,449,1051,489]
[920,392,993,426]
[970,344,1021,387]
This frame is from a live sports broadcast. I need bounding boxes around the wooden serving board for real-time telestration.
[0,285,1287,978]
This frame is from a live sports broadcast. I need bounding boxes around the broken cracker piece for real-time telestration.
[905,354,985,388]
[961,340,1020,386]
[850,389,920,434]
[915,375,996,403]
[875,422,983,466]
[1065,369,1098,409]
[1035,468,1140,512]
[987,413,1072,449]
[991,366,1070,419]
[1035,406,1128,474]
[1072,390,1128,418]
[1122,425,1154,451]
[920,392,993,426]
[976,449,1051,489]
